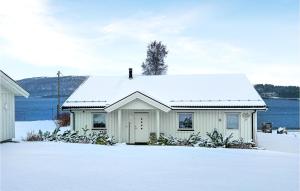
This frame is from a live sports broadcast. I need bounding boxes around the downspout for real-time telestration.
[128,122,130,144]
[251,110,256,142]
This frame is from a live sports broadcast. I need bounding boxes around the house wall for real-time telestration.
[72,109,255,143]
[0,86,15,142]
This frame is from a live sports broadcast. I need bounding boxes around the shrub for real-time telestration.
[229,138,255,149]
[206,129,233,148]
[152,130,254,149]
[177,132,202,146]
[95,134,116,145]
[152,132,203,146]
[157,135,178,145]
[58,112,70,127]
[25,126,116,145]
[25,131,43,141]
[148,132,158,145]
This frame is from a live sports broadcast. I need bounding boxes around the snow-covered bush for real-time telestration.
[25,131,43,141]
[152,129,253,148]
[148,133,158,145]
[95,134,116,145]
[157,134,178,145]
[206,129,233,148]
[177,132,203,146]
[151,132,203,146]
[25,127,116,145]
[229,138,255,149]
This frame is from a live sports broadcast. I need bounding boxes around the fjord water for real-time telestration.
[15,97,299,129]
[16,97,67,121]
[257,98,299,129]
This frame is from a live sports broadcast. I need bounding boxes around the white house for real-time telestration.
[0,70,29,142]
[62,69,266,143]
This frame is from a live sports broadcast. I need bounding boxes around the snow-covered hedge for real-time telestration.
[150,129,255,149]
[26,127,116,145]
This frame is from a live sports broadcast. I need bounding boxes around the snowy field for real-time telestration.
[1,142,299,191]
[257,131,300,153]
[0,121,299,191]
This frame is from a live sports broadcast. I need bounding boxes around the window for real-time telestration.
[93,113,106,129]
[178,113,193,130]
[226,113,240,129]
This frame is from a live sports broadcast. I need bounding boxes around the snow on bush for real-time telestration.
[150,129,255,149]
[206,129,233,147]
[25,127,116,145]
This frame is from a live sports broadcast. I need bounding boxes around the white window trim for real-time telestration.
[177,112,194,131]
[92,112,107,129]
[226,112,240,129]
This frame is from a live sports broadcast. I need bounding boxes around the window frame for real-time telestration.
[92,112,107,130]
[226,113,240,130]
[177,112,194,131]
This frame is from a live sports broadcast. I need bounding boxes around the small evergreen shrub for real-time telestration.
[229,138,255,149]
[177,132,202,146]
[25,127,116,145]
[148,132,157,145]
[152,132,203,146]
[157,135,177,145]
[206,129,233,148]
[149,129,253,149]
[95,134,116,145]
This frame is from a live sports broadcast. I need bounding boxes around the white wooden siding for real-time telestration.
[73,109,254,143]
[0,87,15,142]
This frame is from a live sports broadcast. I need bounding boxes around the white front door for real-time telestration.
[134,113,149,143]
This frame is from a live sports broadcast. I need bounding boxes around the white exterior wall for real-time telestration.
[0,87,15,142]
[72,109,255,143]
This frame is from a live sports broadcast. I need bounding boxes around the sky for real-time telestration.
[0,0,299,85]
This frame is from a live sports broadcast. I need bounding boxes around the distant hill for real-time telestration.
[17,76,299,99]
[254,84,299,99]
[17,76,88,98]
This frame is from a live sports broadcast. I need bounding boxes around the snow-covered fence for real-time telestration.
[257,132,300,153]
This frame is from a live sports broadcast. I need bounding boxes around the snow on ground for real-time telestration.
[15,120,69,141]
[1,121,298,191]
[1,142,299,191]
[257,131,300,153]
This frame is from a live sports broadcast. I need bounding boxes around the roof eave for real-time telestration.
[104,91,171,112]
[1,70,30,98]
[171,105,267,110]
[62,105,267,111]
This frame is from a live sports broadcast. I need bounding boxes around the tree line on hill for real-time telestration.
[254,84,299,99]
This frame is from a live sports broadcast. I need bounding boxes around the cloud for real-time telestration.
[0,0,102,70]
[95,9,249,75]
[98,7,211,43]
[0,1,249,76]
[0,1,297,85]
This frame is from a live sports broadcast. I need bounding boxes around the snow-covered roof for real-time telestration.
[62,74,266,110]
[0,70,29,97]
